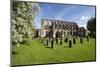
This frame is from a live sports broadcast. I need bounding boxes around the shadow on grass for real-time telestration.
[45,46,54,49]
[63,46,70,48]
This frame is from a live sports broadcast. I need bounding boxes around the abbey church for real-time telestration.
[39,19,86,38]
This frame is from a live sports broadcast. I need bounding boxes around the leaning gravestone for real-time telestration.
[73,37,76,44]
[80,37,83,44]
[69,40,72,48]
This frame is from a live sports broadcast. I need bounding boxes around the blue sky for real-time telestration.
[34,2,95,29]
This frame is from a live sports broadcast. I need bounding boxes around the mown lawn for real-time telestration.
[12,38,96,66]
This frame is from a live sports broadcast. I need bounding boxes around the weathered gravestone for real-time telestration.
[73,37,76,44]
[64,37,68,43]
[60,31,63,45]
[46,38,49,46]
[87,36,89,42]
[76,36,78,39]
[69,40,72,48]
[80,37,83,44]
[56,38,58,44]
[51,39,54,48]
[60,38,62,45]
[55,31,59,44]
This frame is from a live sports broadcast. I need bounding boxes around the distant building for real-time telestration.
[40,19,79,38]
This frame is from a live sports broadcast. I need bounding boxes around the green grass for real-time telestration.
[12,38,96,66]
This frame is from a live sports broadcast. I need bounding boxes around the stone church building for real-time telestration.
[40,19,80,38]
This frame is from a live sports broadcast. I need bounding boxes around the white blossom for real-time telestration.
[12,1,39,46]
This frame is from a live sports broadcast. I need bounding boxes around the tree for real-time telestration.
[87,18,96,37]
[12,1,39,46]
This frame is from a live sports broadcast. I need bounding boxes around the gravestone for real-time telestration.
[76,36,78,39]
[69,40,72,48]
[46,39,49,46]
[80,37,83,44]
[56,38,58,44]
[87,36,89,42]
[51,39,54,48]
[73,37,76,44]
[60,31,63,45]
[60,38,62,45]
[64,37,68,43]
[55,31,59,44]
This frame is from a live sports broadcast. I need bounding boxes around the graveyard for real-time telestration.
[11,1,96,66]
[12,17,96,66]
[12,37,96,65]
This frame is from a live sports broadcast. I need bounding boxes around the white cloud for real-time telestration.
[78,24,87,29]
[76,16,91,29]
[80,16,90,21]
